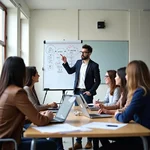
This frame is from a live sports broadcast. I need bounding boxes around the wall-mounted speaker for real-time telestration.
[97,21,105,29]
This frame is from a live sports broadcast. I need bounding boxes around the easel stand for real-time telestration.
[42,89,49,104]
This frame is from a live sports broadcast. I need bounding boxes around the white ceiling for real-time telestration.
[1,0,150,10]
[23,0,150,10]
[0,0,14,8]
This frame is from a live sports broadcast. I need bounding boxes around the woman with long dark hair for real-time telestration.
[0,57,56,150]
[24,66,57,111]
[97,67,127,115]
[24,66,64,150]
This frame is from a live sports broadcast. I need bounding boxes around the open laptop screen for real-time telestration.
[55,95,76,120]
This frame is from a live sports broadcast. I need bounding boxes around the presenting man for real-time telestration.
[61,44,101,150]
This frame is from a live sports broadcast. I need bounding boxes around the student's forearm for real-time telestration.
[105,104,119,110]
[105,109,116,115]
[35,104,49,112]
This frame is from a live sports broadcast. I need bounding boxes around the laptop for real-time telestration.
[48,94,70,113]
[48,107,59,113]
[80,94,99,111]
[76,95,112,119]
[50,95,76,123]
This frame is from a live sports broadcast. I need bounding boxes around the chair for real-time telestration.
[140,136,149,150]
[0,138,17,150]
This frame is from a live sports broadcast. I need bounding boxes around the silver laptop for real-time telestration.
[48,108,59,113]
[50,95,76,123]
[76,95,112,119]
[48,95,70,113]
[80,94,99,111]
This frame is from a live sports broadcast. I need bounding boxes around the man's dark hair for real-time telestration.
[82,44,93,53]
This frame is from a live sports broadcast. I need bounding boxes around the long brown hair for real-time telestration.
[126,60,150,101]
[107,70,117,95]
[0,57,26,97]
[25,66,37,86]
[117,67,127,107]
[25,66,39,103]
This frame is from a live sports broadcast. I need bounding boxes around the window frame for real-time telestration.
[0,2,7,59]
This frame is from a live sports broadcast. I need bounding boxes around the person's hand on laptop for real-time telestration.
[98,107,108,114]
[99,103,106,108]
[43,110,54,121]
[94,101,106,109]
[94,99,100,107]
[48,102,58,108]
[94,103,100,108]
[94,100,102,108]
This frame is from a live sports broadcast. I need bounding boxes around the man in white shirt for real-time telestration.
[61,44,101,150]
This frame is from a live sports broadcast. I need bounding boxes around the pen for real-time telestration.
[106,125,118,127]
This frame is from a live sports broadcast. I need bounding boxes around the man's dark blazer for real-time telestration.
[63,59,101,96]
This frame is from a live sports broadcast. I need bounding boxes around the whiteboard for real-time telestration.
[43,40,82,90]
[83,40,129,83]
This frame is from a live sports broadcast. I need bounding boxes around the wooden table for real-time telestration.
[24,107,150,150]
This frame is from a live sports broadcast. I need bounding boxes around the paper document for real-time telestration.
[81,122,127,130]
[32,123,91,133]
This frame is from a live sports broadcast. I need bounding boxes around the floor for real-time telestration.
[63,137,97,150]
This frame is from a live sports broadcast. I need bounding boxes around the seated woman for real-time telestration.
[93,67,127,149]
[0,56,56,150]
[95,70,121,106]
[24,66,57,112]
[100,60,150,150]
[98,67,127,115]
[24,66,64,150]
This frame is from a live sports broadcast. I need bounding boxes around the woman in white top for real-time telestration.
[96,70,121,106]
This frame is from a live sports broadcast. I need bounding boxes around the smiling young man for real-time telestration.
[61,44,101,150]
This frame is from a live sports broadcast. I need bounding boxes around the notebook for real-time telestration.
[50,95,76,123]
[80,94,99,111]
[76,95,112,119]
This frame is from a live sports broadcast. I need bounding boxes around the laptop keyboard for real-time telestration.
[90,107,99,111]
[48,108,59,110]
[54,117,64,122]
[90,113,99,116]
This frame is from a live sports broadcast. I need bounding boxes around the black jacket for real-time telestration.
[63,59,101,96]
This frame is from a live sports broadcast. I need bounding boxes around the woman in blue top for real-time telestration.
[99,60,150,150]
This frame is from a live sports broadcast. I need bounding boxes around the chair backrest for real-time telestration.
[0,138,17,150]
